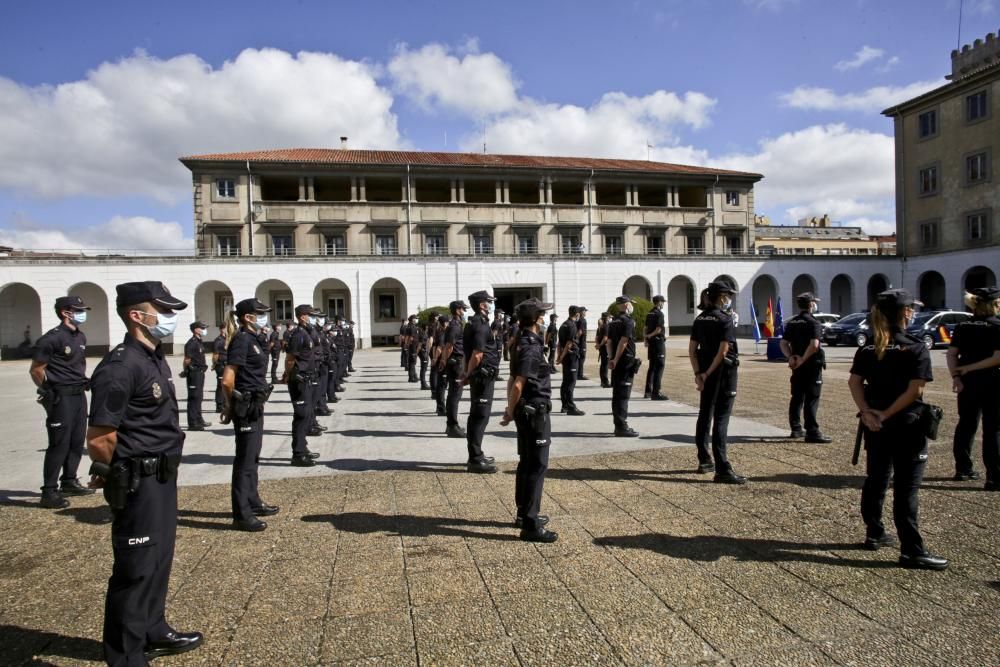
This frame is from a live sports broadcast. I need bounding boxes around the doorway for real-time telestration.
[493,286,544,317]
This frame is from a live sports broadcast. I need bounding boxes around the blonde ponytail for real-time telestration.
[870,306,891,360]
[224,310,239,349]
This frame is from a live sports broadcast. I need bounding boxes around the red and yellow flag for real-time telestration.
[762,298,775,338]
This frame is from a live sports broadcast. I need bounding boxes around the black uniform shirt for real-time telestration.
[645,309,665,340]
[445,318,464,358]
[227,329,269,393]
[416,328,429,358]
[850,328,933,412]
[691,307,736,372]
[345,328,355,349]
[281,328,293,350]
[213,334,228,366]
[406,324,420,352]
[464,313,500,370]
[33,322,88,386]
[268,330,280,356]
[513,330,552,402]
[558,320,579,355]
[577,317,588,345]
[287,325,316,373]
[545,323,558,347]
[184,335,207,370]
[950,315,1000,379]
[782,312,824,363]
[595,320,608,345]
[318,330,331,364]
[608,313,637,360]
[89,335,183,459]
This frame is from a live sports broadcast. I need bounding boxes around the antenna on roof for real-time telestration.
[956,0,963,51]
[646,139,654,161]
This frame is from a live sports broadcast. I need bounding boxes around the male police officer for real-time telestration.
[644,295,669,400]
[345,320,357,372]
[608,296,640,436]
[557,306,585,415]
[431,314,449,414]
[595,312,611,388]
[545,313,559,367]
[183,321,210,431]
[576,306,590,380]
[30,295,95,508]
[440,301,468,437]
[211,328,227,413]
[406,315,420,382]
[463,291,500,474]
[267,324,281,384]
[282,305,322,466]
[87,281,203,664]
[781,292,832,443]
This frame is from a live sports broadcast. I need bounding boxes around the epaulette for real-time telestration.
[108,345,128,362]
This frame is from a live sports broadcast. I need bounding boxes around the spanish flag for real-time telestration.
[762,298,775,338]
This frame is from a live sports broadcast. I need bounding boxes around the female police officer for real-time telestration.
[500,297,558,543]
[221,298,279,532]
[848,289,948,570]
[947,286,1000,489]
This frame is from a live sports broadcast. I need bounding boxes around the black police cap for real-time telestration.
[614,295,636,305]
[116,281,188,310]
[516,297,554,321]
[437,314,449,324]
[971,286,1000,300]
[449,300,469,311]
[568,305,579,315]
[706,280,736,295]
[467,290,496,306]
[235,298,271,317]
[796,292,820,308]
[294,304,321,317]
[578,306,588,313]
[408,314,417,321]
[55,295,90,311]
[876,288,922,309]
[651,295,665,303]
[190,320,208,331]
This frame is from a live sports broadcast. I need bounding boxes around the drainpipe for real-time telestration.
[406,164,412,256]
[246,161,255,257]
[587,169,594,254]
[710,174,719,255]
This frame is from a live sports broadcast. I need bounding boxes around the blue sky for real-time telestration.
[0,0,997,250]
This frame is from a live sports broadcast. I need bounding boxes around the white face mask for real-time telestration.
[624,304,634,316]
[135,310,177,339]
[317,317,326,326]
[308,316,318,326]
[195,328,205,337]
[255,314,269,329]
[70,311,88,325]
[721,298,733,312]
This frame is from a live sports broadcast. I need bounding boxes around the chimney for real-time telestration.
[340,136,348,150]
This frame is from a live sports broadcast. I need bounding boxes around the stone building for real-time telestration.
[753,214,881,256]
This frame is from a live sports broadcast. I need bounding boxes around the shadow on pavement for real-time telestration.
[0,625,103,664]
[0,489,42,508]
[302,511,517,541]
[57,505,112,525]
[538,468,863,490]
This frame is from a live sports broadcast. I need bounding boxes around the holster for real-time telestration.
[103,460,132,511]
[519,399,552,433]
[916,401,944,440]
[231,388,252,420]
[36,385,58,415]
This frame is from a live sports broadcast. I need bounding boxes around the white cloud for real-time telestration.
[0,215,193,253]
[388,41,520,117]
[877,56,901,73]
[779,79,942,112]
[743,0,798,11]
[0,48,402,203]
[834,45,885,72]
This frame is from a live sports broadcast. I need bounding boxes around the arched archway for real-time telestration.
[68,282,110,354]
[370,277,407,346]
[830,274,854,314]
[622,275,652,301]
[313,278,352,320]
[866,274,889,309]
[963,266,996,292]
[918,271,946,310]
[194,280,234,340]
[0,283,42,360]
[666,275,696,333]
[751,275,778,327]
[792,274,817,299]
[256,279,294,325]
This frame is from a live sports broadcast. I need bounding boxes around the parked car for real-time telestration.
[813,312,841,329]
[823,312,869,347]
[906,310,972,349]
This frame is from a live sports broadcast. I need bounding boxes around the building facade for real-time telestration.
[883,30,1000,259]
[753,214,882,256]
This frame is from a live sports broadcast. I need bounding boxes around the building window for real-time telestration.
[560,232,581,254]
[725,191,740,206]
[472,230,493,255]
[216,178,236,199]
[757,245,775,255]
[516,231,537,254]
[604,234,623,255]
[645,234,664,256]
[967,211,990,243]
[920,220,939,249]
[917,110,937,138]
[274,297,293,322]
[424,234,446,255]
[270,234,294,256]
[323,234,346,256]
[377,293,396,319]
[918,165,938,195]
[326,296,347,318]
[966,90,988,122]
[216,234,239,256]
[685,234,705,255]
[374,234,397,255]
[725,235,743,255]
[966,151,989,184]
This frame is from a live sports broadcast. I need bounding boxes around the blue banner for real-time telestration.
[775,297,785,337]
[749,300,762,342]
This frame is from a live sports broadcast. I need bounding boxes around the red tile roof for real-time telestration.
[180,148,761,179]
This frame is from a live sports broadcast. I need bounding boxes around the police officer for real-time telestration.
[399,318,408,369]
[608,296,640,436]
[211,328,227,413]
[439,301,468,437]
[314,313,332,418]
[500,297,558,543]
[557,306,585,415]
[431,314,449,414]
[576,306,590,380]
[595,312,611,388]
[267,324,281,384]
[282,305,322,466]
[30,295,95,508]
[417,320,430,390]
[86,281,203,664]
[405,314,420,383]
[849,289,947,569]
[346,320,357,373]
[643,295,668,400]
[780,292,832,443]
[221,298,278,532]
[689,281,745,483]
[326,319,342,404]
[463,291,500,474]
[182,320,210,431]
[545,313,558,367]
[947,286,1000,488]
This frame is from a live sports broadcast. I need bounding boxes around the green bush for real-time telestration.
[606,297,655,340]
[418,306,450,326]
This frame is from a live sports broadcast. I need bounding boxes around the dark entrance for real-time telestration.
[493,286,544,318]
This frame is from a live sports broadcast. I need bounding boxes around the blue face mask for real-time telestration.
[136,310,177,339]
[70,311,88,325]
[308,316,318,326]
[255,314,269,329]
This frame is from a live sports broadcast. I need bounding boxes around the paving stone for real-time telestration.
[411,601,506,651]
[320,610,414,662]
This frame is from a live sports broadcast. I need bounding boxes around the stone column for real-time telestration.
[298,177,306,201]
[451,180,457,203]
[545,179,553,205]
[306,177,315,201]
[539,179,546,205]
[495,180,503,204]
[582,183,589,206]
[401,180,408,202]
[631,185,639,207]
[358,177,366,202]
[350,177,358,202]
[625,185,632,207]
[503,180,510,204]
[458,179,465,204]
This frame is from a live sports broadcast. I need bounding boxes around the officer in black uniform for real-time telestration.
[576,306,590,380]
[440,301,468,437]
[282,304,321,466]
[346,320,357,373]
[87,281,203,664]
[780,292,832,443]
[643,295,668,400]
[849,289,947,569]
[211,329,227,413]
[405,314,420,382]
[182,320,210,431]
[595,312,611,388]
[608,296,640,436]
[947,285,1000,488]
[463,290,500,474]
[267,325,281,384]
[416,321,430,389]
[326,319,341,404]
[431,315,448,414]
[545,313,558,367]
[557,306,585,415]
[689,280,745,483]
[501,297,558,543]
[313,313,332,417]
[30,295,96,508]
[221,298,278,532]
[399,319,408,369]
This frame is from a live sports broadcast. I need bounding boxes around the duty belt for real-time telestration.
[133,453,182,478]
[51,383,88,395]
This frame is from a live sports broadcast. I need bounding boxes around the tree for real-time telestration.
[606,297,655,341]
[418,306,450,326]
